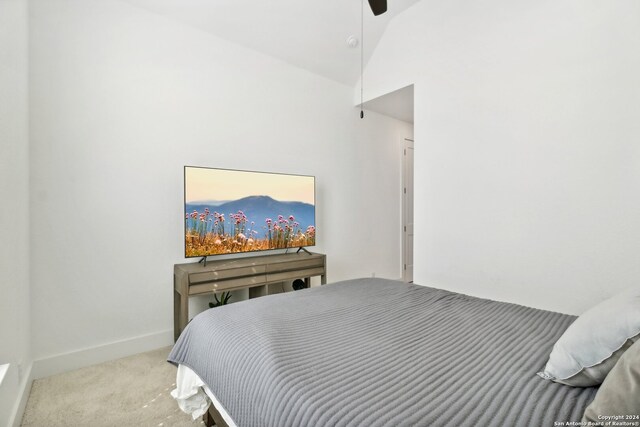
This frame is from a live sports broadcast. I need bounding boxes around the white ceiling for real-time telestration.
[121,0,421,86]
[363,84,414,123]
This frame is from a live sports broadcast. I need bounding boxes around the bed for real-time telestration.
[168,278,598,426]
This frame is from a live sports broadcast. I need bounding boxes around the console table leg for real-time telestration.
[174,289,188,341]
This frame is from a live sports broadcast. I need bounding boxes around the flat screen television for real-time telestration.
[184,166,316,257]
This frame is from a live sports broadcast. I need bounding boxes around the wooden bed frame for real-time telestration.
[203,404,230,427]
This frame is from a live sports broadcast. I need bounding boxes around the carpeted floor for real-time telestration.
[21,347,205,427]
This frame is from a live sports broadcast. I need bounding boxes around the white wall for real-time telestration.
[0,0,31,424]
[28,0,411,371]
[362,0,640,315]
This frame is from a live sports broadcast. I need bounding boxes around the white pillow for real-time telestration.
[537,289,640,387]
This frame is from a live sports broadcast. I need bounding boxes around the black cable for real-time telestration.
[360,0,364,119]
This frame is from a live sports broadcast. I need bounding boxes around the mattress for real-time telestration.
[169,278,597,427]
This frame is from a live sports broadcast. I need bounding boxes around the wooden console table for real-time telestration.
[173,252,327,340]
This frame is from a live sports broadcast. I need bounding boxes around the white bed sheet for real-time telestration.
[171,364,238,427]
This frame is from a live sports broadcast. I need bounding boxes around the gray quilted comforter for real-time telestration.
[169,278,597,426]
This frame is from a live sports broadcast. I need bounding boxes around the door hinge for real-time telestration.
[404,226,406,232]
[404,187,406,194]
[404,149,406,155]
[404,264,407,270]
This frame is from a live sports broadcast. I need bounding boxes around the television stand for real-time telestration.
[296,247,312,255]
[198,256,208,267]
[174,252,327,341]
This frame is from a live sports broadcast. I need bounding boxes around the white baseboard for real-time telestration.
[32,329,174,380]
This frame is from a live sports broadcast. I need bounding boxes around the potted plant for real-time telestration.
[209,291,232,308]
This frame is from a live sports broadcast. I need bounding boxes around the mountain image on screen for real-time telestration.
[185,195,315,256]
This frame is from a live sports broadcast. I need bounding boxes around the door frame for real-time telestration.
[402,138,414,282]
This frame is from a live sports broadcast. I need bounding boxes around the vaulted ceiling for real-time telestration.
[121,0,421,86]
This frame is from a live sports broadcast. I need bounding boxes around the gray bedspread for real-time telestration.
[169,278,597,427]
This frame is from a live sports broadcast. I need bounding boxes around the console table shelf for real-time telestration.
[174,252,327,340]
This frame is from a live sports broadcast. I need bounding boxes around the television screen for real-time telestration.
[184,166,316,257]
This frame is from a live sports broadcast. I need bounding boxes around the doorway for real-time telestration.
[361,84,415,282]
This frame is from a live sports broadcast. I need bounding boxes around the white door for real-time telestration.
[402,138,414,282]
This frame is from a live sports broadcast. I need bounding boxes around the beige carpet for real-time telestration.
[21,347,205,427]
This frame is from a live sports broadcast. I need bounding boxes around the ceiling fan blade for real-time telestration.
[367,0,387,16]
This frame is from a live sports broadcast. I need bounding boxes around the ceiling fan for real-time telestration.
[367,0,387,16]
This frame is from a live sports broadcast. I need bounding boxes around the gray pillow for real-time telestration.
[582,339,640,422]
